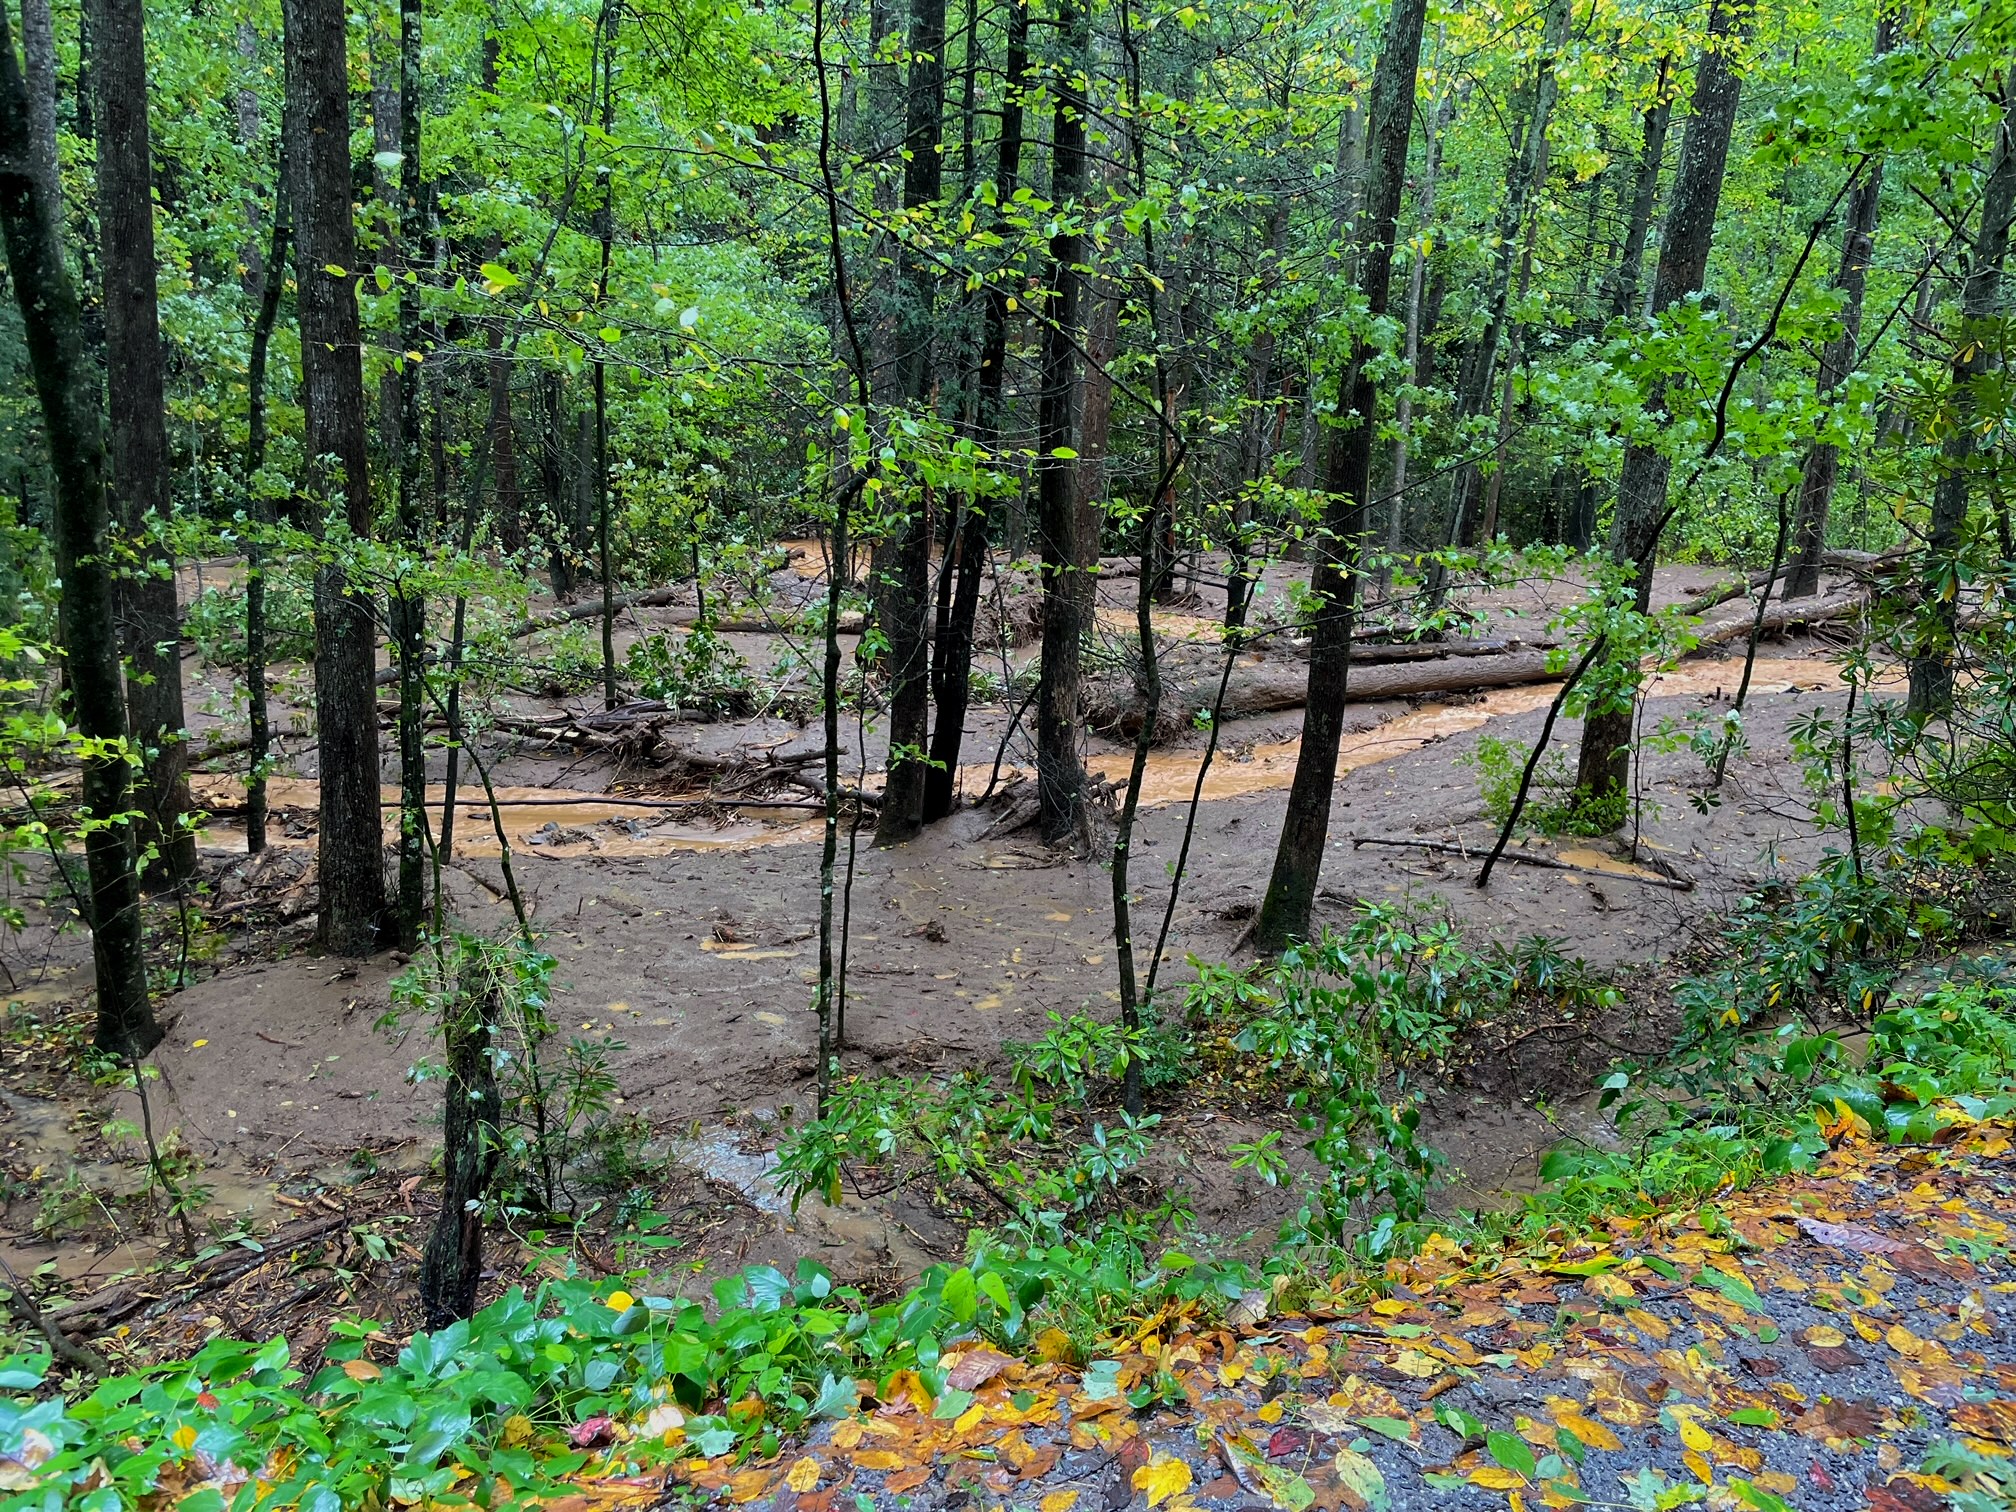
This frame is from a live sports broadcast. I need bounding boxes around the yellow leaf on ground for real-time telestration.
[830,1420,864,1450]
[1468,1466,1526,1490]
[1683,1450,1712,1485]
[1804,1325,1846,1349]
[855,1450,905,1472]
[1035,1327,1078,1365]
[1674,1413,1713,1455]
[1257,1400,1285,1424]
[727,1469,773,1504]
[1134,1455,1193,1508]
[1544,1398,1622,1453]
[785,1458,822,1493]
[1042,1491,1081,1512]
[1624,1309,1669,1342]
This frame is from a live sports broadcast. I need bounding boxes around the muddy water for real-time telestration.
[187,653,1859,860]
[1090,653,1853,808]
[187,775,823,857]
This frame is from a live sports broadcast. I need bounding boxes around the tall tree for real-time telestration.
[874,0,949,844]
[1783,10,1896,600]
[18,0,56,250]
[93,0,194,883]
[1908,67,2016,715]
[1573,0,1749,814]
[1253,0,1429,951]
[1441,0,1572,556]
[389,0,429,947]
[1034,0,1093,845]
[923,0,1028,824]
[284,0,388,953]
[0,14,155,1054]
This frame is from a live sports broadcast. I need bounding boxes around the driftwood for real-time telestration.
[1087,585,1871,738]
[1351,835,1696,891]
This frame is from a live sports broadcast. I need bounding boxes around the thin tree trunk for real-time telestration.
[389,0,428,950]
[874,0,949,844]
[1438,0,1569,562]
[1575,0,1749,813]
[93,0,194,885]
[19,0,57,259]
[1785,9,1896,600]
[1254,0,1428,951]
[1035,0,1092,846]
[285,0,387,953]
[1908,67,2016,716]
[418,963,501,1327]
[594,3,617,710]
[538,371,574,598]
[243,174,289,858]
[1389,86,1453,566]
[0,19,156,1054]
[923,0,1028,825]
[1600,58,1672,322]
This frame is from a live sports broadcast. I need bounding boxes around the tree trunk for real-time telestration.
[1035,0,1092,846]
[389,0,428,949]
[1389,87,1452,568]
[1441,0,1569,559]
[243,171,289,858]
[923,0,1028,825]
[1254,0,1428,951]
[19,0,58,258]
[1908,67,2016,716]
[93,0,194,885]
[874,0,949,845]
[1600,58,1673,322]
[538,370,574,599]
[0,20,156,1054]
[1784,9,1896,600]
[418,963,501,1327]
[285,0,387,953]
[1575,0,1748,813]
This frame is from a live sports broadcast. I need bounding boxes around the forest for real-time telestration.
[0,0,2012,1500]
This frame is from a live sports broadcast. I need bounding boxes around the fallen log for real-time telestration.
[1087,584,1872,738]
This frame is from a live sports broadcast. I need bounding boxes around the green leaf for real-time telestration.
[932,1388,975,1420]
[812,1373,859,1419]
[1485,1430,1537,1479]
[1356,1417,1412,1443]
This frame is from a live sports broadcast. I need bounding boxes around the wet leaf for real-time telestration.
[785,1457,822,1493]
[1134,1454,1194,1507]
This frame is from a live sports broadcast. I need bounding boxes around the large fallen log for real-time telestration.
[1087,585,1871,738]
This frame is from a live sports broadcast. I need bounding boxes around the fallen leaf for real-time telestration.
[882,1468,934,1495]
[1795,1218,1945,1276]
[1802,1324,1845,1349]
[1468,1466,1526,1490]
[727,1470,774,1504]
[786,1458,822,1493]
[1134,1454,1194,1508]
[1332,1448,1384,1511]
[947,1349,1015,1391]
[1042,1492,1081,1512]
[854,1450,904,1472]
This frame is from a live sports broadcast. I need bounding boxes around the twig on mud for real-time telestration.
[1354,835,1695,891]
[0,1257,109,1375]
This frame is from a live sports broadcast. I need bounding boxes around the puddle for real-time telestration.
[681,1128,790,1215]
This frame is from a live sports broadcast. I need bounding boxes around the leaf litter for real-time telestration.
[637,1119,2016,1512]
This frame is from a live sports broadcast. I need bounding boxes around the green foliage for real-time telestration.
[390,936,639,1222]
[625,626,752,715]
[1459,735,1616,838]
[181,577,316,669]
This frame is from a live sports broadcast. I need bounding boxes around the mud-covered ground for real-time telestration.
[0,547,1882,1353]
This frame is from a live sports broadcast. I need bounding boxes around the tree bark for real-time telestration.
[285,0,387,953]
[1035,0,1092,845]
[1908,67,2016,715]
[0,18,155,1054]
[1784,10,1896,600]
[418,963,501,1327]
[389,0,428,948]
[243,171,289,858]
[1600,58,1672,322]
[93,0,194,885]
[1253,0,1428,951]
[874,0,950,844]
[19,0,58,258]
[1574,0,1748,814]
[923,0,1028,824]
